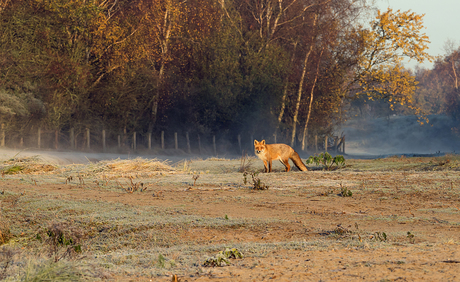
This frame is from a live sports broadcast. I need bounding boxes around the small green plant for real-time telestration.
[407,231,415,244]
[373,232,387,242]
[203,248,243,267]
[157,254,166,268]
[339,183,353,197]
[243,172,269,190]
[203,253,230,267]
[306,152,345,170]
[155,254,176,269]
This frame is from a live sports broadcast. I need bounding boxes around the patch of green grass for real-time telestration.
[2,165,23,175]
[306,153,346,170]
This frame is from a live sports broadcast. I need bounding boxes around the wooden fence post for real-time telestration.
[186,132,191,154]
[213,135,217,156]
[86,128,90,150]
[324,136,328,152]
[174,132,178,150]
[161,131,165,150]
[38,128,41,149]
[148,132,152,150]
[70,128,75,149]
[55,130,59,150]
[102,130,106,153]
[314,135,317,153]
[123,127,127,147]
[237,134,242,154]
[0,123,4,147]
[133,132,137,151]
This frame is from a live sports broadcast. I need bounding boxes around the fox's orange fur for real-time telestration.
[254,140,308,172]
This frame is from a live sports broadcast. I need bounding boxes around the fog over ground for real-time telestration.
[1,115,459,165]
[339,114,460,157]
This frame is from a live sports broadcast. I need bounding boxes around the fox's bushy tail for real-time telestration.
[290,152,308,171]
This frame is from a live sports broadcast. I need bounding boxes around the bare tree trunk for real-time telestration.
[277,42,298,132]
[301,47,324,151]
[290,15,318,147]
[55,129,59,150]
[149,4,174,132]
[451,57,458,91]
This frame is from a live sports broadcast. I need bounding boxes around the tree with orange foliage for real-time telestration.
[353,8,432,120]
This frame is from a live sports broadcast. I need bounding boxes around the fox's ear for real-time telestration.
[261,140,265,145]
[254,140,258,145]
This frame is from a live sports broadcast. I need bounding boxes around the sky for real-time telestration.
[376,0,459,70]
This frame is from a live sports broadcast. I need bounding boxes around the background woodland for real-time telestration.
[0,0,459,152]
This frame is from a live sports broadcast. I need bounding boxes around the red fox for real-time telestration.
[254,139,308,172]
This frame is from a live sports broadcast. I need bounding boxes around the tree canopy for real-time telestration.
[0,1,439,150]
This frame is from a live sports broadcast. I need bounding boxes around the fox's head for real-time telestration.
[254,140,266,155]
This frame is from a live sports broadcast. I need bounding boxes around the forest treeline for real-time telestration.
[0,0,457,151]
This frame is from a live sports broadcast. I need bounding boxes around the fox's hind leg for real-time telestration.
[279,158,291,172]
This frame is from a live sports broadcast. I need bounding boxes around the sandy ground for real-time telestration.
[2,157,459,281]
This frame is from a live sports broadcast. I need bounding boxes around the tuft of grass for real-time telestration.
[21,260,91,282]
[2,165,23,175]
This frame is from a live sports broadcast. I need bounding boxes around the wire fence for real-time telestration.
[0,126,344,156]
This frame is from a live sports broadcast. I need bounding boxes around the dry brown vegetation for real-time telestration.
[0,154,460,281]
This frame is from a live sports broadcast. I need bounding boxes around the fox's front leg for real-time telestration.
[263,160,269,173]
[268,160,272,172]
